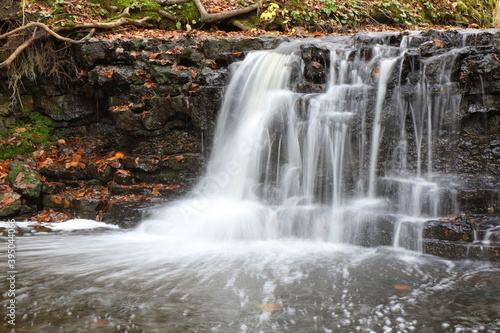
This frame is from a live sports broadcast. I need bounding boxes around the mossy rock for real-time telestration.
[6,162,43,198]
[0,192,22,218]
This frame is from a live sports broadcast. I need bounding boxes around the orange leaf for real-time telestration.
[152,187,160,197]
[15,172,25,184]
[144,79,154,88]
[103,68,114,78]
[257,304,280,312]
[373,66,380,78]
[434,39,444,48]
[393,284,412,290]
[115,151,125,159]
[65,161,79,169]
[166,185,181,190]
[190,69,198,79]
[57,139,66,145]
[15,127,27,133]
[311,61,322,69]
[175,155,185,162]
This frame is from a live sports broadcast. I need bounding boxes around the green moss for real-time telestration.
[0,112,59,160]
[165,2,201,25]
[0,141,34,160]
[456,1,468,12]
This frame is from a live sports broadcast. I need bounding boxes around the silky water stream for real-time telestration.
[3,34,500,332]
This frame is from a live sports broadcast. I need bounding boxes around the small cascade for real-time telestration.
[139,31,495,252]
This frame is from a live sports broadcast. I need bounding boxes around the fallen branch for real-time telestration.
[158,9,178,21]
[230,19,251,31]
[192,0,263,23]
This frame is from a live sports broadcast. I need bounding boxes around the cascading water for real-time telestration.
[4,32,500,333]
[138,35,461,248]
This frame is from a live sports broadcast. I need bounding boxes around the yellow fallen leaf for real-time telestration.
[257,304,280,312]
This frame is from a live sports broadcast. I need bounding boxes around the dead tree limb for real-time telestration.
[230,19,251,31]
[158,10,178,21]
[191,0,263,23]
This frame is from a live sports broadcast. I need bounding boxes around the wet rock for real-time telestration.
[113,169,135,185]
[42,187,109,220]
[6,162,43,198]
[0,192,22,217]
[35,94,97,121]
[40,162,87,181]
[88,65,135,87]
[201,38,233,60]
[423,213,475,242]
[109,107,145,132]
[301,43,330,84]
[102,197,154,228]
[423,239,500,261]
[42,181,66,194]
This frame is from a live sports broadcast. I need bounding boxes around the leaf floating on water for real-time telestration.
[257,304,280,312]
[90,320,108,326]
[393,284,412,291]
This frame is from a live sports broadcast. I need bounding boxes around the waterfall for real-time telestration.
[138,34,464,248]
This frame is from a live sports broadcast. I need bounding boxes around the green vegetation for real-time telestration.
[0,113,59,159]
[9,0,498,33]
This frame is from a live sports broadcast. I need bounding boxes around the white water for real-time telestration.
[139,37,462,246]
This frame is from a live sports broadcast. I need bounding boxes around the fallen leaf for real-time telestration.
[15,127,26,133]
[257,304,280,312]
[175,155,185,162]
[190,69,198,79]
[311,61,322,69]
[115,152,125,159]
[434,39,444,48]
[15,172,25,184]
[393,284,412,291]
[144,79,154,88]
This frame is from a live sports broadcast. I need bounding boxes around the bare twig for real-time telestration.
[158,9,178,21]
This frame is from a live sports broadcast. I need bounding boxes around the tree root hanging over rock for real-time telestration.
[0,17,151,70]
